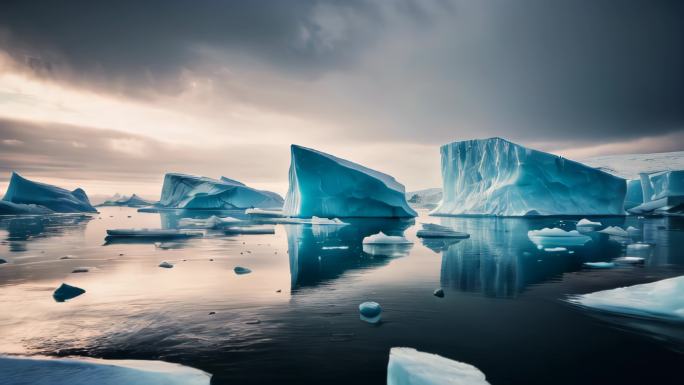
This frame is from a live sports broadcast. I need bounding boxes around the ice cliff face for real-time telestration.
[2,172,97,213]
[433,138,626,216]
[628,170,684,214]
[156,173,283,210]
[283,145,417,218]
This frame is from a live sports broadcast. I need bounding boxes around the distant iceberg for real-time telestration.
[156,173,283,210]
[283,145,417,218]
[406,188,443,210]
[432,138,626,216]
[2,172,97,213]
[568,275,684,322]
[98,194,154,207]
[0,355,211,385]
[387,347,490,385]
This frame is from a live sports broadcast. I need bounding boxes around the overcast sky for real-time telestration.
[1,0,682,198]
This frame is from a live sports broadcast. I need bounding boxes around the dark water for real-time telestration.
[0,207,682,384]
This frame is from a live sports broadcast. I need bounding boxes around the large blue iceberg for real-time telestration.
[432,138,626,216]
[628,170,684,214]
[2,172,97,213]
[283,145,416,218]
[156,173,283,210]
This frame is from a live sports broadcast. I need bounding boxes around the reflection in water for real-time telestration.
[0,215,92,252]
[438,217,625,298]
[286,218,413,290]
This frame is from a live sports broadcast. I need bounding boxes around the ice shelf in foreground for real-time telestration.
[387,347,490,385]
[568,275,684,322]
[0,355,211,385]
[433,138,626,216]
[156,173,283,210]
[2,172,97,213]
[283,145,417,218]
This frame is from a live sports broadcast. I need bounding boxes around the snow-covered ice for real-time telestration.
[362,232,413,245]
[156,173,283,210]
[359,301,382,323]
[580,151,684,180]
[614,256,645,264]
[433,138,626,216]
[416,223,469,239]
[283,145,417,218]
[53,283,85,302]
[177,216,241,229]
[626,243,651,250]
[568,275,684,321]
[527,228,591,247]
[577,218,602,227]
[387,347,490,385]
[0,355,211,385]
[2,172,97,213]
[406,188,443,210]
[544,247,567,252]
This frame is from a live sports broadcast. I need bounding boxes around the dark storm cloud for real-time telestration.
[0,0,682,148]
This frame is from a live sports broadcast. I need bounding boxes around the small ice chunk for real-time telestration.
[433,288,445,298]
[158,261,174,269]
[567,275,684,321]
[626,226,640,235]
[53,283,85,302]
[614,256,645,264]
[362,232,412,245]
[416,223,470,239]
[544,247,567,252]
[388,347,490,385]
[234,266,252,275]
[527,228,591,247]
[0,258,7,265]
[224,226,275,235]
[598,226,629,237]
[577,218,602,227]
[583,262,616,269]
[359,301,382,323]
[626,243,651,250]
[321,246,350,250]
[71,268,89,273]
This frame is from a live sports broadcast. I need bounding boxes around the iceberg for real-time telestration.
[598,226,629,237]
[624,179,644,210]
[245,208,286,217]
[387,347,490,385]
[106,229,203,238]
[0,355,211,385]
[359,301,382,323]
[98,194,154,207]
[568,275,684,321]
[406,188,443,210]
[234,266,252,275]
[283,145,417,218]
[158,261,174,268]
[0,200,54,215]
[53,283,85,302]
[628,170,684,215]
[527,228,591,247]
[433,138,626,216]
[156,173,283,210]
[177,215,241,229]
[416,223,469,239]
[362,232,412,245]
[2,172,97,213]
[576,218,602,227]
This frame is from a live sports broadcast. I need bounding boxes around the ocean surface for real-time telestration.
[0,207,682,384]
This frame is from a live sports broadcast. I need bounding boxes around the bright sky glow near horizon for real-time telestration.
[0,0,682,199]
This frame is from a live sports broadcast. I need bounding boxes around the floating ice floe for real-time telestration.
[234,266,252,275]
[416,223,469,239]
[283,145,416,218]
[626,243,651,250]
[362,232,412,245]
[158,261,174,269]
[626,226,641,235]
[321,246,350,250]
[598,226,629,237]
[359,301,382,323]
[224,226,275,235]
[53,283,85,302]
[177,216,241,229]
[245,208,286,218]
[527,228,591,247]
[614,256,645,264]
[583,262,616,269]
[567,275,684,321]
[0,355,211,385]
[387,347,490,385]
[432,138,626,216]
[544,247,567,252]
[71,268,89,273]
[106,229,203,239]
[577,218,602,227]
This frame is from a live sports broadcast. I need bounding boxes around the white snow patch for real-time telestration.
[387,347,490,385]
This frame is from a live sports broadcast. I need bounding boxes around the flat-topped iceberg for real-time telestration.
[628,170,684,214]
[388,347,490,385]
[568,275,684,321]
[433,138,626,216]
[417,223,469,239]
[283,145,416,218]
[156,173,283,210]
[527,228,591,247]
[2,172,97,213]
[0,355,211,385]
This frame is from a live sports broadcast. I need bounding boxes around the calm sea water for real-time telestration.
[0,207,682,384]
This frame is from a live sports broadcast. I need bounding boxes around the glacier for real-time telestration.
[283,145,417,218]
[2,172,97,213]
[156,173,283,210]
[387,347,490,385]
[0,355,211,385]
[432,138,626,216]
[628,170,684,214]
